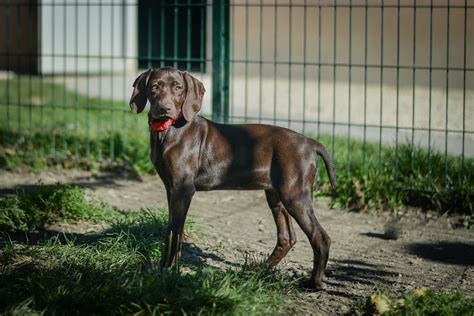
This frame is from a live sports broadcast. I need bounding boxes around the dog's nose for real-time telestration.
[159,104,172,114]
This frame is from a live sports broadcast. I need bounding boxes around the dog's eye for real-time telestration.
[152,81,165,89]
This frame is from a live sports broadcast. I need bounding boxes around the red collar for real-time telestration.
[149,118,176,132]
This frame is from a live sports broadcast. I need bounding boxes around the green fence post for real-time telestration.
[212,0,230,123]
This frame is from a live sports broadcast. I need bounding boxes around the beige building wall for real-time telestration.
[226,0,473,155]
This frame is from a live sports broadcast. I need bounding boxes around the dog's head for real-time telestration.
[129,67,205,122]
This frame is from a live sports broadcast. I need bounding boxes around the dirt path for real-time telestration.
[1,169,473,315]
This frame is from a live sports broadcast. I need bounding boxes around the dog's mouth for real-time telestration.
[148,116,177,132]
[150,115,174,123]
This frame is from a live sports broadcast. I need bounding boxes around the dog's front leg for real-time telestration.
[159,185,195,271]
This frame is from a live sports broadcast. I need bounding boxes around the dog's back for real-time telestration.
[193,116,335,192]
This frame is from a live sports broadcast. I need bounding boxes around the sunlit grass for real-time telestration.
[0,185,297,315]
[315,134,473,214]
[351,288,474,316]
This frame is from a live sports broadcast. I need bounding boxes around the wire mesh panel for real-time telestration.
[0,0,209,167]
[227,0,473,203]
[0,0,472,208]
[228,1,473,151]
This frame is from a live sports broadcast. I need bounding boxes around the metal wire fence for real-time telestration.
[0,1,472,199]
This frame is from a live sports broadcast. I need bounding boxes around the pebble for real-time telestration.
[409,258,422,265]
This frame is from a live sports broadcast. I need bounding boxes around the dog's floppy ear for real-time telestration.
[181,71,205,121]
[129,70,152,113]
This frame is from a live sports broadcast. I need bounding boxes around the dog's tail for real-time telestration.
[314,141,337,189]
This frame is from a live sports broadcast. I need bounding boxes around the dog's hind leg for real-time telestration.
[265,189,297,266]
[280,190,331,290]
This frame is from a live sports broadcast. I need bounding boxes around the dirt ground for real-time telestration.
[1,168,473,315]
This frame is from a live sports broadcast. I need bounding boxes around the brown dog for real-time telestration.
[129,67,337,289]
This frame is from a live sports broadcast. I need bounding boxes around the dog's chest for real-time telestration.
[149,133,168,176]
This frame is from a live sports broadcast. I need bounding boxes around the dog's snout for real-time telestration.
[158,103,172,114]
[150,101,174,119]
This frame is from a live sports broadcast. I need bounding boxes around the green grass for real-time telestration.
[1,76,473,214]
[352,288,474,315]
[0,185,296,315]
[315,135,473,214]
[0,183,121,231]
[0,76,152,173]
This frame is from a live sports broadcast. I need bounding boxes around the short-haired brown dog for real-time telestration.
[130,67,336,290]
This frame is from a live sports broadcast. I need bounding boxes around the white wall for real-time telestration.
[39,0,137,74]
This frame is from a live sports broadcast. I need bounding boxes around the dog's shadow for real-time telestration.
[322,259,401,300]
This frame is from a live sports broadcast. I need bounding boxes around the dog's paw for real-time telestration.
[299,279,324,292]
